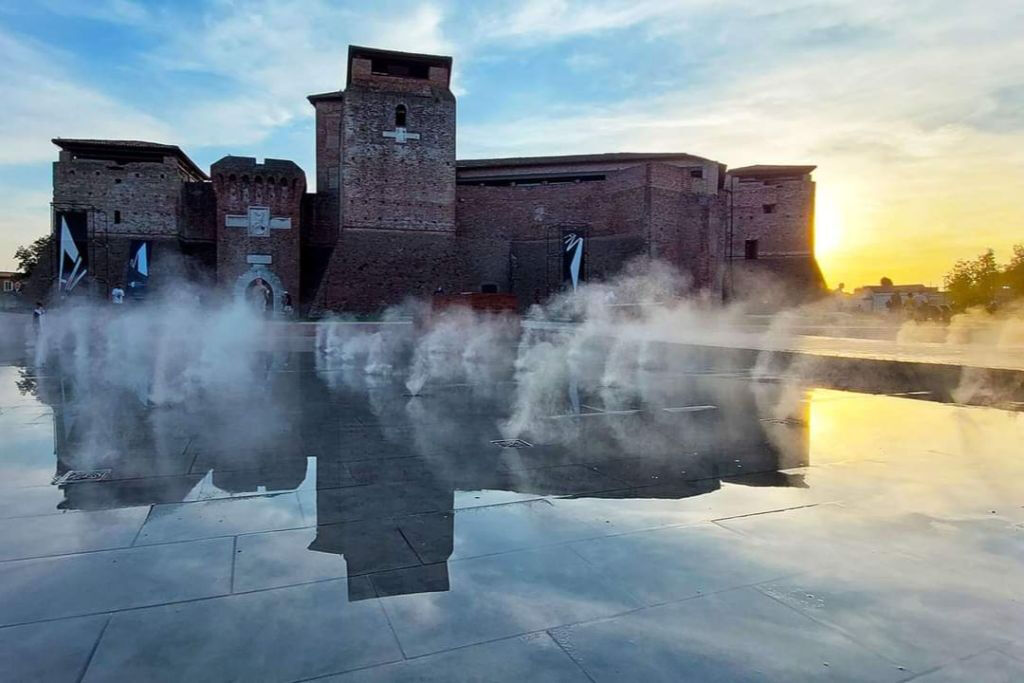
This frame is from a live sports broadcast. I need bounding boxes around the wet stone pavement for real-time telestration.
[1,353,1023,682]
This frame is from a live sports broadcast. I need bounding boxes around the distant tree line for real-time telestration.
[943,245,1024,311]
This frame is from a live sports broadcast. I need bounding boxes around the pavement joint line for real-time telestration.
[662,404,718,413]
[751,582,914,673]
[395,525,428,566]
[900,645,1018,682]
[0,545,678,633]
[128,505,154,547]
[708,502,824,524]
[229,536,238,594]
[545,409,642,419]
[548,629,599,683]
[0,523,310,565]
[74,615,110,683]
[374,590,410,661]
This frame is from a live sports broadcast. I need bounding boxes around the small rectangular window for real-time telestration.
[690,168,703,179]
[114,210,121,224]
[3,281,12,292]
[744,239,759,260]
[762,203,776,214]
[481,283,498,293]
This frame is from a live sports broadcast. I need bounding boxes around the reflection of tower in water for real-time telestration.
[35,353,810,602]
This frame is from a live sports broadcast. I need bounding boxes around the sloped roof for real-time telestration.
[52,138,207,180]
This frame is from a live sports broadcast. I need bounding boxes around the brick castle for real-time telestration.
[48,45,824,313]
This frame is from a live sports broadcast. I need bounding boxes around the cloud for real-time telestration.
[146,1,457,147]
[1,0,1023,282]
[471,0,690,43]
[0,188,51,270]
[36,0,151,26]
[0,29,173,164]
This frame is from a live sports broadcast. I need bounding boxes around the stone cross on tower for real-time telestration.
[225,206,292,237]
[382,127,420,144]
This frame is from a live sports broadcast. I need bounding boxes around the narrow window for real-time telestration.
[114,210,122,224]
[744,239,759,260]
[690,168,703,179]
[395,104,407,128]
[763,203,776,214]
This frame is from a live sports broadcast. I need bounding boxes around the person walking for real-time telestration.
[32,301,45,334]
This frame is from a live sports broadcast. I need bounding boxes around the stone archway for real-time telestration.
[233,265,284,313]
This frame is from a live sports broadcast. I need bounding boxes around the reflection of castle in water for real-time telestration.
[35,351,809,601]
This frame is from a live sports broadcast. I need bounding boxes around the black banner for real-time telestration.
[55,211,88,294]
[126,240,150,299]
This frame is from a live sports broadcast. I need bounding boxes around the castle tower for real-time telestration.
[307,46,457,311]
[211,157,306,312]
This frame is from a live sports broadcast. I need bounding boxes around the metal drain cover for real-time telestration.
[760,417,807,427]
[491,439,533,449]
[52,469,112,485]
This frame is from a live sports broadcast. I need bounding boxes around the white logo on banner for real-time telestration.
[564,232,584,292]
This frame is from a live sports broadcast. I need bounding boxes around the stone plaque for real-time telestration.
[248,207,270,236]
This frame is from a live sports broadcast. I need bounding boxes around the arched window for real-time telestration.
[395,104,407,128]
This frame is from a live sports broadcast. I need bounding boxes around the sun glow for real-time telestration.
[814,184,843,258]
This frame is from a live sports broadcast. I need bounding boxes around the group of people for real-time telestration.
[246,279,293,317]
[886,292,951,322]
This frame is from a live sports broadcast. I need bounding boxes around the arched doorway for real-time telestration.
[233,265,284,313]
[245,278,273,315]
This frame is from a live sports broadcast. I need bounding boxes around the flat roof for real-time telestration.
[347,45,452,87]
[456,152,719,170]
[307,90,344,104]
[52,138,208,180]
[727,164,816,178]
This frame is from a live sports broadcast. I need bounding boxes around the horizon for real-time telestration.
[2,1,1022,288]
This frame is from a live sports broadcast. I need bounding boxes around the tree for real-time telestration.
[879,276,893,288]
[13,234,52,276]
[943,248,1007,311]
[972,249,999,305]
[1003,244,1024,298]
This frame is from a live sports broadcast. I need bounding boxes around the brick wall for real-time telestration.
[725,171,824,303]
[211,157,305,310]
[52,153,196,295]
[340,86,456,232]
[311,230,459,312]
[453,162,727,302]
[311,97,343,245]
[727,173,815,258]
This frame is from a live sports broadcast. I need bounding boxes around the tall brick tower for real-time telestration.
[307,46,457,311]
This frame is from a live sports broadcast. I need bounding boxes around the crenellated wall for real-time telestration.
[211,157,306,311]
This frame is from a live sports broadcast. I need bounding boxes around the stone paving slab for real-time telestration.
[134,492,307,545]
[0,614,108,683]
[0,537,233,626]
[373,545,642,658]
[549,586,906,682]
[0,506,150,561]
[82,578,401,683]
[321,632,590,682]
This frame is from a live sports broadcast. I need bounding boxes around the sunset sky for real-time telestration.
[1,0,1022,288]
